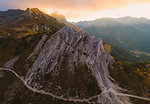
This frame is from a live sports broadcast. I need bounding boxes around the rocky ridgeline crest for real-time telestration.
[24,8,45,17]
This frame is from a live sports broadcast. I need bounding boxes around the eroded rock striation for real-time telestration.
[23,26,131,104]
[0,26,133,104]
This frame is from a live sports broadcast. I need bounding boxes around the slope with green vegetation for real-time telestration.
[75,17,150,57]
[103,43,140,62]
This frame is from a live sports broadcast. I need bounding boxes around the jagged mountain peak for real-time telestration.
[23,8,49,18]
[26,8,39,11]
[25,8,46,16]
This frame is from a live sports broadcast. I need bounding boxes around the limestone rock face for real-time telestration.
[25,26,130,104]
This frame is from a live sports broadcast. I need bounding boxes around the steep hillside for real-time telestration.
[109,61,150,104]
[103,43,139,62]
[0,9,24,24]
[116,17,150,37]
[0,8,65,37]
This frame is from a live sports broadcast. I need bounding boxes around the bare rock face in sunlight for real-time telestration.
[25,26,131,104]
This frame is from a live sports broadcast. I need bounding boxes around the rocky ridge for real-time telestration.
[23,26,130,104]
[0,26,135,104]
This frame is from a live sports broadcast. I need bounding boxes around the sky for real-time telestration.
[0,0,150,22]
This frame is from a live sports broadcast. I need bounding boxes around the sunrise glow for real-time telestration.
[65,3,150,22]
[1,0,150,22]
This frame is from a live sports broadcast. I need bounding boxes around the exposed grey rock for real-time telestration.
[25,26,131,104]
[32,25,39,31]
[4,56,20,69]
[27,34,48,60]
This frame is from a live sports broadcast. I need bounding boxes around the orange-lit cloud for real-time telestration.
[66,3,150,22]
[1,0,150,11]
[1,0,150,21]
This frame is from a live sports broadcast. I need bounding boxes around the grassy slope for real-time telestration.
[103,43,139,62]
[109,61,150,104]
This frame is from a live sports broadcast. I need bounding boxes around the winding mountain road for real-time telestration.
[0,68,150,104]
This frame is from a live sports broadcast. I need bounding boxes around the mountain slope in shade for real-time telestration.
[75,17,150,56]
[0,9,24,24]
[0,8,65,37]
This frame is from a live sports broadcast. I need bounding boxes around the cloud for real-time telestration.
[0,0,150,21]
[1,0,150,11]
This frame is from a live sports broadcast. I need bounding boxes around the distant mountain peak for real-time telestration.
[26,8,43,13]
[50,11,66,22]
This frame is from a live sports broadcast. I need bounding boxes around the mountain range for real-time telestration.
[0,8,150,104]
[75,17,150,59]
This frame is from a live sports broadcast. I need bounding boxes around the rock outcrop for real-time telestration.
[24,26,130,104]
